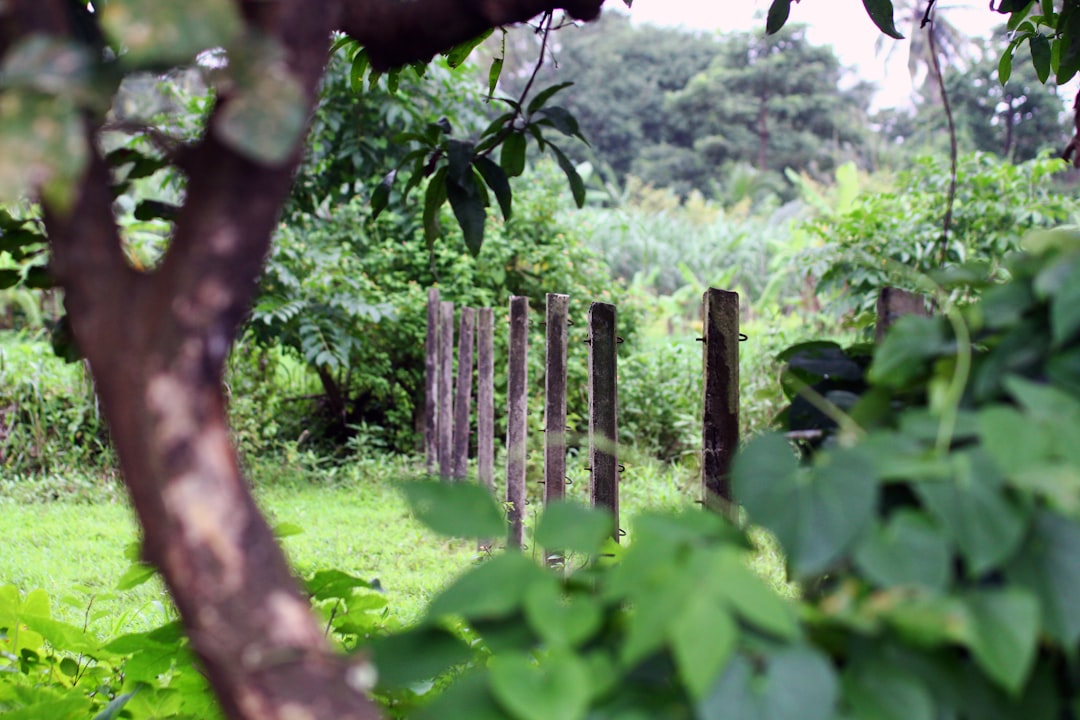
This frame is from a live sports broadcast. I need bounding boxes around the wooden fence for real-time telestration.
[423,289,742,549]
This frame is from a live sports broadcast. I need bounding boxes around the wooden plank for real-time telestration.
[477,308,495,495]
[701,288,740,510]
[452,307,476,482]
[875,287,930,344]
[544,293,569,506]
[506,297,529,549]
[438,301,454,481]
[588,302,619,540]
[425,288,439,475]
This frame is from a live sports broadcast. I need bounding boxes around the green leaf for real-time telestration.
[522,578,602,649]
[500,132,527,178]
[305,569,375,602]
[698,647,838,720]
[446,174,487,256]
[534,501,613,555]
[861,0,904,39]
[0,269,20,289]
[853,510,951,591]
[1007,510,1080,645]
[999,42,1016,84]
[474,156,512,222]
[536,106,586,143]
[548,143,586,208]
[766,0,792,34]
[116,562,156,590]
[914,450,1028,576]
[402,480,505,540]
[669,597,736,699]
[92,690,139,720]
[526,81,574,114]
[715,552,799,639]
[1031,33,1052,83]
[371,170,395,219]
[978,405,1055,477]
[843,657,934,720]
[963,589,1040,696]
[489,650,591,720]
[0,91,88,212]
[423,167,448,248]
[488,57,504,100]
[735,436,878,576]
[214,63,307,166]
[350,50,370,93]
[428,552,546,619]
[447,30,492,68]
[412,670,508,720]
[368,626,473,688]
[868,315,950,388]
[101,0,242,67]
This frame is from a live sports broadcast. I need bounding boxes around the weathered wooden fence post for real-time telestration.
[506,297,529,549]
[544,293,569,506]
[875,287,930,344]
[437,300,454,481]
[701,289,740,510]
[425,288,439,474]
[452,308,475,482]
[477,308,495,550]
[588,302,619,541]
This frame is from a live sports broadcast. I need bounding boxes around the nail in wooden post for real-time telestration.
[544,294,569,506]
[438,301,455,481]
[506,297,529,549]
[701,289,739,509]
[588,302,619,540]
[876,287,930,344]
[452,308,476,482]
[477,308,495,495]
[425,288,439,475]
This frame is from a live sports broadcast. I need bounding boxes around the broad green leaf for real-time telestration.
[766,0,792,35]
[305,569,375,602]
[371,170,395,219]
[669,596,736,699]
[423,167,448,248]
[446,174,487,256]
[367,626,472,688]
[20,614,101,655]
[214,64,307,166]
[523,578,602,649]
[698,647,837,720]
[537,106,586,143]
[862,0,904,39]
[116,562,156,590]
[474,156,512,222]
[1031,33,1052,83]
[978,405,1055,477]
[427,552,545,619]
[534,501,613,555]
[490,651,591,720]
[714,551,799,639]
[868,315,950,389]
[446,139,475,187]
[101,0,242,67]
[999,42,1016,84]
[92,690,139,720]
[914,450,1028,576]
[446,30,492,68]
[1007,510,1080,645]
[500,132,527,177]
[0,91,87,211]
[697,656,761,720]
[488,57,504,100]
[548,143,586,208]
[526,81,574,114]
[620,559,695,665]
[843,657,935,720]
[853,510,951,591]
[963,589,1040,696]
[0,696,92,720]
[402,480,505,539]
[0,269,20,289]
[412,670,508,720]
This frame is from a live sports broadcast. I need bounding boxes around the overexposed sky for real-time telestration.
[617,0,1005,108]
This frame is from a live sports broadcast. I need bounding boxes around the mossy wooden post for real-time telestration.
[544,293,569,506]
[506,297,529,549]
[588,302,619,541]
[477,308,495,550]
[438,300,455,481]
[425,288,439,474]
[701,288,739,510]
[876,287,931,343]
[452,307,476,482]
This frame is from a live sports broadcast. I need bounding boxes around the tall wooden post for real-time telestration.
[424,288,439,474]
[452,308,476,481]
[701,289,740,510]
[544,294,569,505]
[477,308,495,496]
[876,287,930,343]
[588,302,619,540]
[506,297,529,549]
[437,301,454,481]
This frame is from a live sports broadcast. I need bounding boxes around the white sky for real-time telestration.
[616,0,1005,109]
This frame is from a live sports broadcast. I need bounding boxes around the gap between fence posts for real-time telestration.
[588,302,619,541]
[506,297,529,550]
[425,288,439,475]
[438,301,455,481]
[876,287,931,343]
[701,289,739,511]
[477,308,495,550]
[452,308,476,482]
